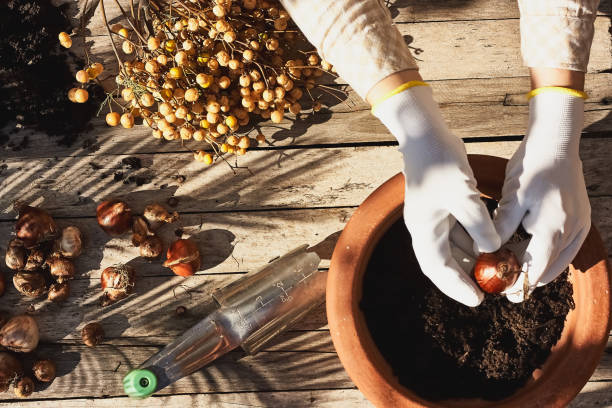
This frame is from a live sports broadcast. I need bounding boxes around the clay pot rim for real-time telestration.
[327,154,611,408]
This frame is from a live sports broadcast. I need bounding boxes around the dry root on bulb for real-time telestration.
[143,203,179,230]
[163,239,200,277]
[100,265,136,306]
[0,315,40,353]
[15,206,58,248]
[13,271,47,298]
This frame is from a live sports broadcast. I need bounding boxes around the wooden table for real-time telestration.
[0,0,610,406]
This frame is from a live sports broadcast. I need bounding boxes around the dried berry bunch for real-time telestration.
[65,0,334,165]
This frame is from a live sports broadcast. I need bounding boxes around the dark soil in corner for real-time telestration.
[0,0,100,148]
[360,215,574,401]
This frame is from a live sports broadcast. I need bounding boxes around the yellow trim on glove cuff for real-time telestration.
[371,81,429,114]
[527,86,588,101]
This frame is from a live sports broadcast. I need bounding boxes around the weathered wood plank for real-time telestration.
[3,139,612,219]
[84,16,611,84]
[0,208,350,276]
[82,0,612,33]
[2,273,330,344]
[2,74,610,158]
[591,196,612,256]
[403,18,611,81]
[7,388,372,407]
[389,0,612,22]
[0,344,354,399]
[0,340,608,401]
[9,380,612,407]
[570,380,612,408]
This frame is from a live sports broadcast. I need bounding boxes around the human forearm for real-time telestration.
[518,0,600,73]
[529,68,585,91]
[280,0,418,99]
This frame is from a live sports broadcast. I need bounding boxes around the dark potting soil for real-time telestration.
[360,218,574,401]
[0,0,99,147]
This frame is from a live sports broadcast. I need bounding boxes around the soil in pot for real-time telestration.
[360,213,574,401]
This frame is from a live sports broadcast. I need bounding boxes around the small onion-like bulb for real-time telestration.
[163,239,200,277]
[13,271,47,298]
[5,239,26,270]
[33,359,57,383]
[14,376,34,398]
[15,206,58,248]
[97,200,133,235]
[46,255,75,283]
[0,315,40,353]
[100,265,136,306]
[48,282,70,302]
[81,322,104,347]
[57,226,83,258]
[473,249,521,294]
[0,352,23,392]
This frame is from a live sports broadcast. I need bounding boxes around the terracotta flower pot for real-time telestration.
[327,154,611,408]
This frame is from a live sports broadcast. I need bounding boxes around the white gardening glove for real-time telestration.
[280,0,501,305]
[495,88,591,302]
[375,85,501,306]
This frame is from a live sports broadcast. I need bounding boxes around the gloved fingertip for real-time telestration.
[506,291,525,303]
[472,233,502,255]
[493,203,526,245]
[467,290,485,307]
[502,272,528,303]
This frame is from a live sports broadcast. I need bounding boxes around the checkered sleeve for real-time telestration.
[280,0,418,99]
[518,0,601,72]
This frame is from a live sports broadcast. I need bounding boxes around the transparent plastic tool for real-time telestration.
[123,245,323,398]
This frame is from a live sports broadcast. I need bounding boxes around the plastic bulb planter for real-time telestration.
[327,154,611,408]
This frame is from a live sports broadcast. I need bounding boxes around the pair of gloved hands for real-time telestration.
[279,0,592,307]
[374,84,591,306]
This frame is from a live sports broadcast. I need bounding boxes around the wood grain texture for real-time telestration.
[8,381,612,407]
[0,208,350,276]
[1,273,330,344]
[392,0,611,21]
[1,0,610,405]
[2,139,612,220]
[0,344,353,400]
[0,340,607,401]
[83,3,611,81]
[569,381,612,407]
[5,389,373,407]
[82,0,612,32]
[80,21,612,105]
[2,72,609,159]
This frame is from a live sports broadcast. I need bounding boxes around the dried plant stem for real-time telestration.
[99,0,125,72]
[111,0,148,44]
